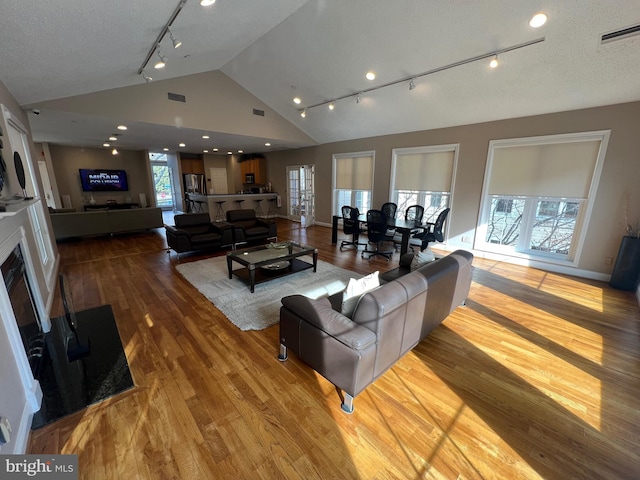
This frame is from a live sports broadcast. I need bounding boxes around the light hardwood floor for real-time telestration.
[28,218,640,479]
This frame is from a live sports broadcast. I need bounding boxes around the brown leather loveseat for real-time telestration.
[278,250,473,413]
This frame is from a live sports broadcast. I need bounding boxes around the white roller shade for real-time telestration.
[489,141,601,198]
[335,154,373,190]
[395,151,454,191]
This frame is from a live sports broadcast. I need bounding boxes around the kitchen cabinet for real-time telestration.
[241,158,266,184]
[180,157,204,174]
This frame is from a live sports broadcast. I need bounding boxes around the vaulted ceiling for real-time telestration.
[1,0,639,154]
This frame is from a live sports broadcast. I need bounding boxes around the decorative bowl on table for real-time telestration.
[267,242,290,249]
[261,260,291,270]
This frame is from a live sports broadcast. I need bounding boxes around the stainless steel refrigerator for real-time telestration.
[183,174,205,194]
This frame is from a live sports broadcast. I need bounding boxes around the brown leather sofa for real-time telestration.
[226,209,277,247]
[165,213,233,254]
[278,249,473,413]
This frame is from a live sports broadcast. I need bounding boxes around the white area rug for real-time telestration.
[175,255,359,331]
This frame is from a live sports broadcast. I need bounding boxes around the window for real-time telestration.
[333,151,374,215]
[478,131,609,264]
[390,145,457,223]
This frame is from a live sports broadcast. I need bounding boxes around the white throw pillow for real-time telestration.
[410,248,436,271]
[341,271,380,318]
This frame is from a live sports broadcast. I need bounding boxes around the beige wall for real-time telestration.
[49,145,152,210]
[267,101,640,276]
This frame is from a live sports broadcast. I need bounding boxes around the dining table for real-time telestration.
[331,214,423,257]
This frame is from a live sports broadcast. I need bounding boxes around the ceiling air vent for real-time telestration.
[167,92,186,103]
[252,109,265,117]
[600,23,640,44]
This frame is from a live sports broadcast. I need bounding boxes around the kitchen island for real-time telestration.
[188,193,279,222]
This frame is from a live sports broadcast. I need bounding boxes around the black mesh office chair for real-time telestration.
[381,202,398,240]
[411,207,450,251]
[362,209,393,260]
[395,205,425,250]
[340,206,366,250]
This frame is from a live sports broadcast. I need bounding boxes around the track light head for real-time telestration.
[409,79,416,91]
[168,27,182,49]
[142,70,153,83]
[489,55,499,68]
[329,102,335,110]
[356,94,361,104]
[300,109,306,118]
[154,49,167,69]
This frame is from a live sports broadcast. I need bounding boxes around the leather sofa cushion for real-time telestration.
[184,225,215,235]
[281,295,376,350]
[244,226,269,237]
[175,213,211,227]
[191,233,221,244]
[227,209,256,223]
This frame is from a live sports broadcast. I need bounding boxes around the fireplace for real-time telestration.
[1,244,46,378]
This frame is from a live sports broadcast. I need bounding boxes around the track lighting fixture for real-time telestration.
[329,102,335,110]
[168,26,182,49]
[295,38,543,114]
[137,0,188,75]
[142,70,153,83]
[112,148,119,155]
[154,49,167,69]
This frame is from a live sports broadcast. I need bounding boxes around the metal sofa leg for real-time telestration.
[278,344,288,361]
[341,393,354,414]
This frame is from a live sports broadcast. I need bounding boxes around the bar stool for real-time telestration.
[214,200,226,222]
[254,199,264,218]
[234,199,245,210]
[193,199,205,213]
[266,197,278,219]
[185,194,195,213]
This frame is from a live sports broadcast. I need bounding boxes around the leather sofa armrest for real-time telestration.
[281,295,376,350]
[165,225,190,237]
[210,222,233,233]
[257,218,277,238]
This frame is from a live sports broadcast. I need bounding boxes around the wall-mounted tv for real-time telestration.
[79,169,129,192]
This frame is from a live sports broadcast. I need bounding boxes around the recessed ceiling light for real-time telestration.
[227,151,233,155]
[238,150,243,153]
[265,143,271,147]
[213,148,219,152]
[117,125,127,130]
[293,97,301,105]
[200,0,216,5]
[163,148,169,151]
[179,142,186,147]
[529,13,547,28]
[103,143,110,147]
[202,135,210,139]
[109,136,117,141]
[203,149,209,153]
[365,72,376,80]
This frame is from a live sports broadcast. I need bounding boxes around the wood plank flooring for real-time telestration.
[28,218,640,479]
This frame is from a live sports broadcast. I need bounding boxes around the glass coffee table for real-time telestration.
[227,241,318,292]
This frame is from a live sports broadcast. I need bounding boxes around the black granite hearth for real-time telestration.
[31,304,134,429]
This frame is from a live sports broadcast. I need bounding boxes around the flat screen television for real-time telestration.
[79,168,129,192]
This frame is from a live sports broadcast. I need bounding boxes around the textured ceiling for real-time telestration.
[0,0,639,154]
